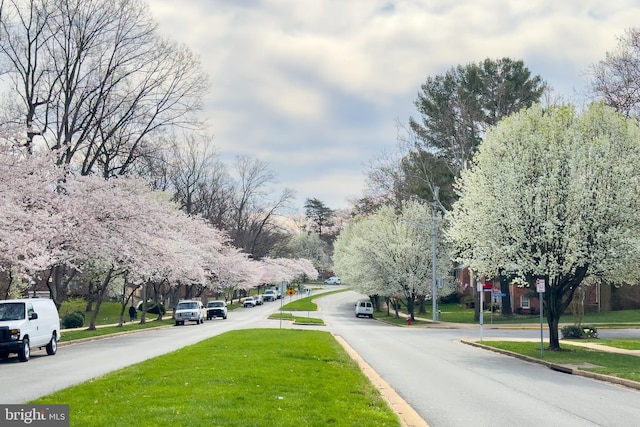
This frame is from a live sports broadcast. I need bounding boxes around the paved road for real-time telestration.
[0,298,296,404]
[2,288,640,427]
[320,290,640,427]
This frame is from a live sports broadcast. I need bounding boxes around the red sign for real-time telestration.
[482,283,492,290]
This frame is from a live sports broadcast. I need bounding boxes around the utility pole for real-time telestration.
[432,188,438,322]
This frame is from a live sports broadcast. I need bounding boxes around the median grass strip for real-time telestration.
[281,288,347,311]
[268,312,325,324]
[32,329,400,427]
[479,340,640,383]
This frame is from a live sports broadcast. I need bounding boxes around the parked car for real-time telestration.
[263,290,277,302]
[243,297,257,308]
[173,300,205,325]
[254,295,264,305]
[0,298,60,362]
[355,300,374,318]
[324,276,341,285]
[206,300,228,320]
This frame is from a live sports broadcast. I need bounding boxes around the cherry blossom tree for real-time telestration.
[448,103,640,350]
[0,145,72,301]
[0,145,234,326]
[0,139,314,328]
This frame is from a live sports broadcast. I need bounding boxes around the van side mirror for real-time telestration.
[29,312,38,320]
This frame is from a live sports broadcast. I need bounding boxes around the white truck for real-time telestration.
[0,298,61,362]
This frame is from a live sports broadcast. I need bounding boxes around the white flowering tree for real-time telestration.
[334,200,452,319]
[448,103,640,350]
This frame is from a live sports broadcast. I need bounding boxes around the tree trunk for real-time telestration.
[407,293,415,320]
[85,281,95,312]
[499,273,512,315]
[470,270,480,321]
[545,268,587,350]
[87,269,114,331]
[140,282,149,325]
[545,280,563,350]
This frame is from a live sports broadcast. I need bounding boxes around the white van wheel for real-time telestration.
[46,334,57,355]
[18,338,30,362]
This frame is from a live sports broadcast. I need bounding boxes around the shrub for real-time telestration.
[140,302,166,315]
[440,292,462,304]
[58,297,87,318]
[62,312,85,329]
[561,324,598,339]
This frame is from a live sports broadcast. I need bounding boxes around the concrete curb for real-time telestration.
[461,339,640,391]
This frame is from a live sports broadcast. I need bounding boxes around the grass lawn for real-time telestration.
[262,287,348,325]
[407,302,640,326]
[581,338,640,350]
[268,312,325,325]
[32,329,400,427]
[60,319,175,342]
[478,340,640,383]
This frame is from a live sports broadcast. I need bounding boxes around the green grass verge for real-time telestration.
[60,319,175,342]
[268,312,325,325]
[406,302,640,326]
[479,340,640,383]
[375,313,429,326]
[264,288,348,325]
[33,329,400,427]
[581,338,640,350]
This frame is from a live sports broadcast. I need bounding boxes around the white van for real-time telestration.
[173,300,205,325]
[355,300,374,318]
[0,298,61,362]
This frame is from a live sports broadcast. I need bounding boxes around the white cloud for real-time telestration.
[148,0,640,211]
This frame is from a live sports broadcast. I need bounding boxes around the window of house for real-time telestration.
[520,295,530,309]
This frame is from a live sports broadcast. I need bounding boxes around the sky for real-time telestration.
[147,0,640,212]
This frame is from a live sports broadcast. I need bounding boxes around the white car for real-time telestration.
[324,276,340,285]
[243,297,257,308]
[173,300,205,325]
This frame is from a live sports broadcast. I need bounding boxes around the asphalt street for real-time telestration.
[2,287,639,427]
[320,290,640,427]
